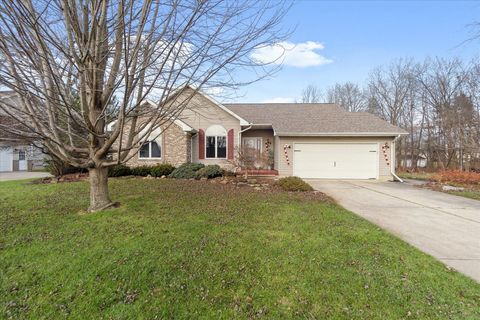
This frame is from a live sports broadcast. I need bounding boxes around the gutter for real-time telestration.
[238,125,252,146]
[275,132,409,137]
[391,134,404,182]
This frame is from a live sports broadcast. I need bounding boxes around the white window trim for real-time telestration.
[138,140,162,160]
[205,135,228,159]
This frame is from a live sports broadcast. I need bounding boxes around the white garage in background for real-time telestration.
[293,143,379,179]
[0,147,13,172]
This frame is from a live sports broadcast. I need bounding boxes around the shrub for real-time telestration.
[131,165,153,177]
[169,163,205,179]
[431,170,480,186]
[107,164,131,177]
[276,176,313,192]
[44,158,85,176]
[222,170,236,177]
[151,164,176,177]
[195,165,223,179]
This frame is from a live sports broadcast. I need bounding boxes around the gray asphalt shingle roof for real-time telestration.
[224,103,407,136]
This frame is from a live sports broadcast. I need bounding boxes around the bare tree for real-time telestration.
[416,58,471,169]
[366,57,480,171]
[366,59,417,168]
[299,84,322,103]
[0,0,289,212]
[465,60,480,169]
[326,82,366,112]
[367,59,416,126]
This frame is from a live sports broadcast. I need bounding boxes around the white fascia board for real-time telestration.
[173,119,195,132]
[275,132,409,137]
[248,123,273,126]
[106,120,116,131]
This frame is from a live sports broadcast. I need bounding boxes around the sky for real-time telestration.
[225,0,480,103]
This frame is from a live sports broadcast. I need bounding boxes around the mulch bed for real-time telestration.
[30,173,89,184]
[415,180,480,195]
[30,174,330,201]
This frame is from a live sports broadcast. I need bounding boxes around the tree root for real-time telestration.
[87,201,120,213]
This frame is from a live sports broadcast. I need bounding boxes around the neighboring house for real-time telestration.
[122,86,408,180]
[399,154,427,169]
[0,91,47,172]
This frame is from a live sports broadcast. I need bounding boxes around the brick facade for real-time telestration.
[123,121,190,168]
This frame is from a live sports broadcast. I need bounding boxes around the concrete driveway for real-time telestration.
[308,179,480,283]
[0,171,51,181]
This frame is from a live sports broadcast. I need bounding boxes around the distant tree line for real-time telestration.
[300,57,480,171]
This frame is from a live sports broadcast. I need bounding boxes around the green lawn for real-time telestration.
[450,190,480,201]
[397,171,434,181]
[1,178,479,319]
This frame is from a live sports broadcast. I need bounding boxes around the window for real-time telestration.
[217,136,226,158]
[242,137,262,153]
[205,125,227,159]
[139,140,161,159]
[18,150,26,161]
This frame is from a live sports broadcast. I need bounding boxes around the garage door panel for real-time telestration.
[0,147,13,172]
[293,143,377,179]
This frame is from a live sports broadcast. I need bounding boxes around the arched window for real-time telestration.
[205,125,227,159]
[139,140,161,159]
[138,127,162,159]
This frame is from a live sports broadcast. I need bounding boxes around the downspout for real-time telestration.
[391,134,404,182]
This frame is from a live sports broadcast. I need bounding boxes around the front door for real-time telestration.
[242,137,263,168]
[242,137,262,152]
[18,150,27,171]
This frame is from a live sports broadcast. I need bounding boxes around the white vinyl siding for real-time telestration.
[179,88,240,168]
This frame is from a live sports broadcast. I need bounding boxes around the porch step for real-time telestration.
[236,169,278,176]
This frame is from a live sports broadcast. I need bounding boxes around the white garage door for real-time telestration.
[0,147,13,172]
[293,143,378,179]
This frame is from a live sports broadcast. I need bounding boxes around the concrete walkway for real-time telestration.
[308,179,480,283]
[0,171,51,181]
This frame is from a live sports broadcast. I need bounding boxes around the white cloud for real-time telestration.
[261,97,295,103]
[251,41,333,68]
[201,86,224,97]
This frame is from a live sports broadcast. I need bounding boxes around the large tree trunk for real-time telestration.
[88,167,114,212]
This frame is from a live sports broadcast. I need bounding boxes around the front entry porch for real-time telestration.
[237,128,276,175]
[235,168,279,176]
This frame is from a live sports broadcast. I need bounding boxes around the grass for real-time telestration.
[450,190,480,201]
[397,171,434,181]
[1,178,479,319]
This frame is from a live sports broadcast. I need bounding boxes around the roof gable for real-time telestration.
[190,87,249,125]
[164,85,249,126]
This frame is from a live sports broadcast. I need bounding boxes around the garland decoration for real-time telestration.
[284,144,291,165]
[381,142,390,166]
[265,139,272,153]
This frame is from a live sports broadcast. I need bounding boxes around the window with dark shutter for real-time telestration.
[205,125,227,159]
